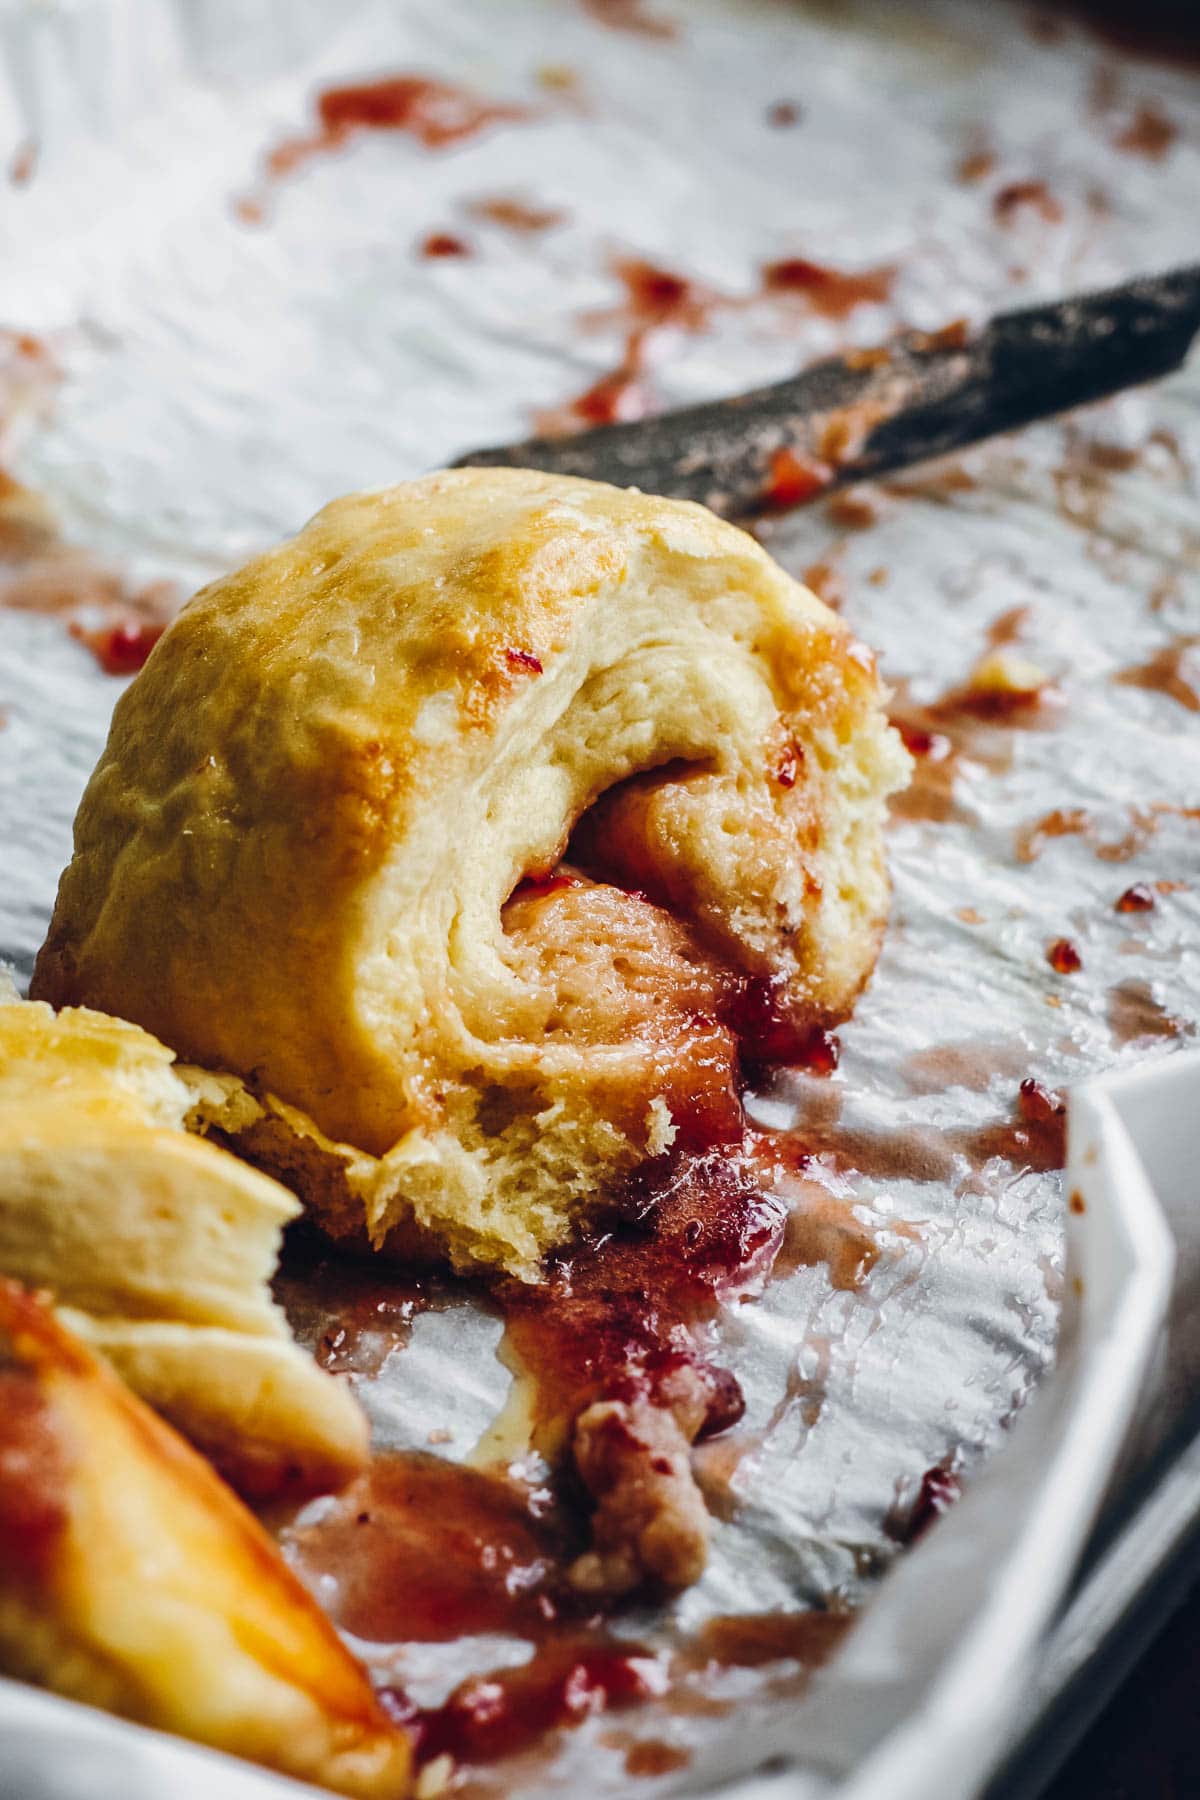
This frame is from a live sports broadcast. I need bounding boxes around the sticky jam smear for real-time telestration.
[266,844,1068,1776]
[271,954,871,1775]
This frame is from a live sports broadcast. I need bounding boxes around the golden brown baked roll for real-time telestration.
[33,469,909,1277]
[0,1280,410,1797]
[0,990,366,1493]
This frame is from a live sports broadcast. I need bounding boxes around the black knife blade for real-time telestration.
[453,265,1200,518]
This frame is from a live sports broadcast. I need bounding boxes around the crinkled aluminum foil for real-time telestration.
[0,1,1198,1795]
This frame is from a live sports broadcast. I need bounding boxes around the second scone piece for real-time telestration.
[33,469,910,1277]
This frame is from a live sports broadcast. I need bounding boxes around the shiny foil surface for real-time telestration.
[1,2,1198,1795]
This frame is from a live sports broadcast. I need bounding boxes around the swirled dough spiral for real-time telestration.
[33,469,910,1277]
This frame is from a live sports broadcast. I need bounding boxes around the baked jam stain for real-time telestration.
[274,1238,435,1378]
[541,252,898,436]
[1115,635,1200,713]
[690,1607,852,1669]
[623,1739,691,1776]
[1014,804,1200,865]
[388,1635,668,1768]
[760,257,896,319]
[581,0,679,39]
[1115,101,1179,159]
[419,231,471,259]
[249,73,534,205]
[954,1080,1067,1174]
[537,257,717,433]
[1108,979,1194,1048]
[992,180,1063,224]
[467,195,568,234]
[279,1451,569,1645]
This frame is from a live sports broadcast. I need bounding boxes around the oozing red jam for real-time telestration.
[385,1635,668,1767]
[496,1135,794,1445]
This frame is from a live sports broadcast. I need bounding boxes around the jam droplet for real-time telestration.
[906,1463,961,1541]
[420,231,471,258]
[1046,937,1083,974]
[762,446,832,510]
[1115,883,1155,913]
[71,619,164,676]
[893,720,953,761]
[1018,1077,1066,1127]
[505,647,544,674]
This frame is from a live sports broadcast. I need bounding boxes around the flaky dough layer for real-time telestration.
[34,469,909,1275]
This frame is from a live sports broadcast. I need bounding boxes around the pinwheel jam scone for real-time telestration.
[0,1279,411,1797]
[0,987,366,1496]
[34,468,910,1280]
